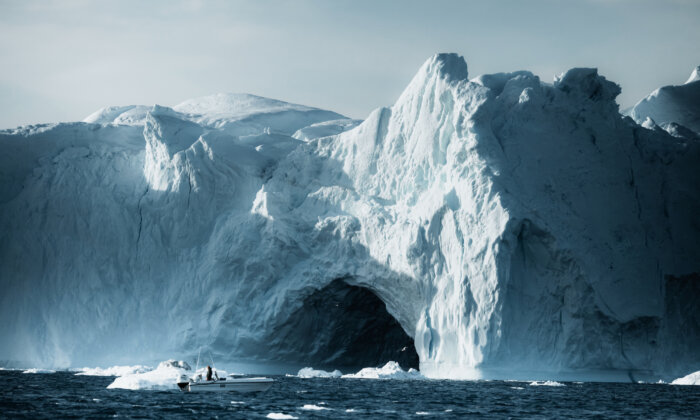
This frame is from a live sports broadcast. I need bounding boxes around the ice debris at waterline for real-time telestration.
[294,362,422,380]
[1,54,699,382]
[22,369,56,374]
[295,367,343,378]
[266,414,298,420]
[529,381,565,387]
[300,404,331,411]
[671,371,700,386]
[341,362,424,380]
[105,360,215,390]
[74,365,152,376]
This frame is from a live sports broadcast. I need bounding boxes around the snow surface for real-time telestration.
[671,371,700,385]
[629,66,700,135]
[292,118,362,141]
[341,361,424,380]
[296,367,342,378]
[83,105,151,126]
[1,54,699,382]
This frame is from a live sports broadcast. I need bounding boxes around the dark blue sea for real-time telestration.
[2,371,700,419]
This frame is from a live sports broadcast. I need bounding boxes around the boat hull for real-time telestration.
[178,378,274,393]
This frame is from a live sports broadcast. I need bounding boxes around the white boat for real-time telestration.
[177,376,274,393]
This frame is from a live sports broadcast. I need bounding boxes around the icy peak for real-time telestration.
[686,66,700,84]
[554,67,621,103]
[630,65,700,135]
[425,53,469,83]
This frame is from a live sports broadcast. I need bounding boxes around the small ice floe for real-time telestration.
[510,386,525,390]
[671,370,700,385]
[23,368,56,374]
[445,409,453,412]
[301,404,330,411]
[75,365,152,377]
[296,367,342,378]
[266,413,298,419]
[416,412,431,415]
[529,380,565,387]
[341,361,424,380]
[230,401,244,405]
[345,408,358,413]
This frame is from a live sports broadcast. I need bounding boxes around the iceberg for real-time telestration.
[106,360,192,390]
[296,367,343,378]
[300,404,330,411]
[671,371,700,386]
[266,414,298,420]
[0,54,698,382]
[74,365,152,376]
[529,381,565,387]
[22,368,56,374]
[341,361,424,380]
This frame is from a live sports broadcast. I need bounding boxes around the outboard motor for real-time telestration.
[176,374,190,392]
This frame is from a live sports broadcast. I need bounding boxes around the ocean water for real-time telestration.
[1,371,699,419]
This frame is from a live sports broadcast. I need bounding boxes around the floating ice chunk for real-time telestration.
[529,380,565,387]
[75,365,152,376]
[416,412,430,415]
[511,386,525,390]
[341,361,424,380]
[301,404,330,411]
[671,371,700,385]
[266,413,298,419]
[296,367,342,378]
[22,368,56,374]
[106,359,190,390]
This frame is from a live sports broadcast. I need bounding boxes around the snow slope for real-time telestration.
[0,55,698,382]
[629,66,700,136]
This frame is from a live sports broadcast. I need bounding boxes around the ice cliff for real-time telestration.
[1,55,698,381]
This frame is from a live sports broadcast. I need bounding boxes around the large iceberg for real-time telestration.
[0,54,698,382]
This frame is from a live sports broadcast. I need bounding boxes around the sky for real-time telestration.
[0,0,699,128]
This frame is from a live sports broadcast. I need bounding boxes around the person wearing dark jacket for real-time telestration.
[206,365,213,381]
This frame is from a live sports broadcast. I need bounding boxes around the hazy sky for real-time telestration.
[1,0,699,128]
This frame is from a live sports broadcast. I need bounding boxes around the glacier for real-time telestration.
[0,54,699,382]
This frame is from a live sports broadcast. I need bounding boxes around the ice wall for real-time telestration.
[1,56,698,381]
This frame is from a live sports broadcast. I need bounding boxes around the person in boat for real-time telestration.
[206,365,213,381]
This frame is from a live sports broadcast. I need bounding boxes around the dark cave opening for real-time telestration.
[269,279,419,371]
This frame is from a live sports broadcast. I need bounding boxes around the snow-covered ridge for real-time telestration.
[629,66,700,135]
[1,54,698,382]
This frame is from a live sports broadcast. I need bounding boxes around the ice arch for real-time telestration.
[264,279,419,370]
